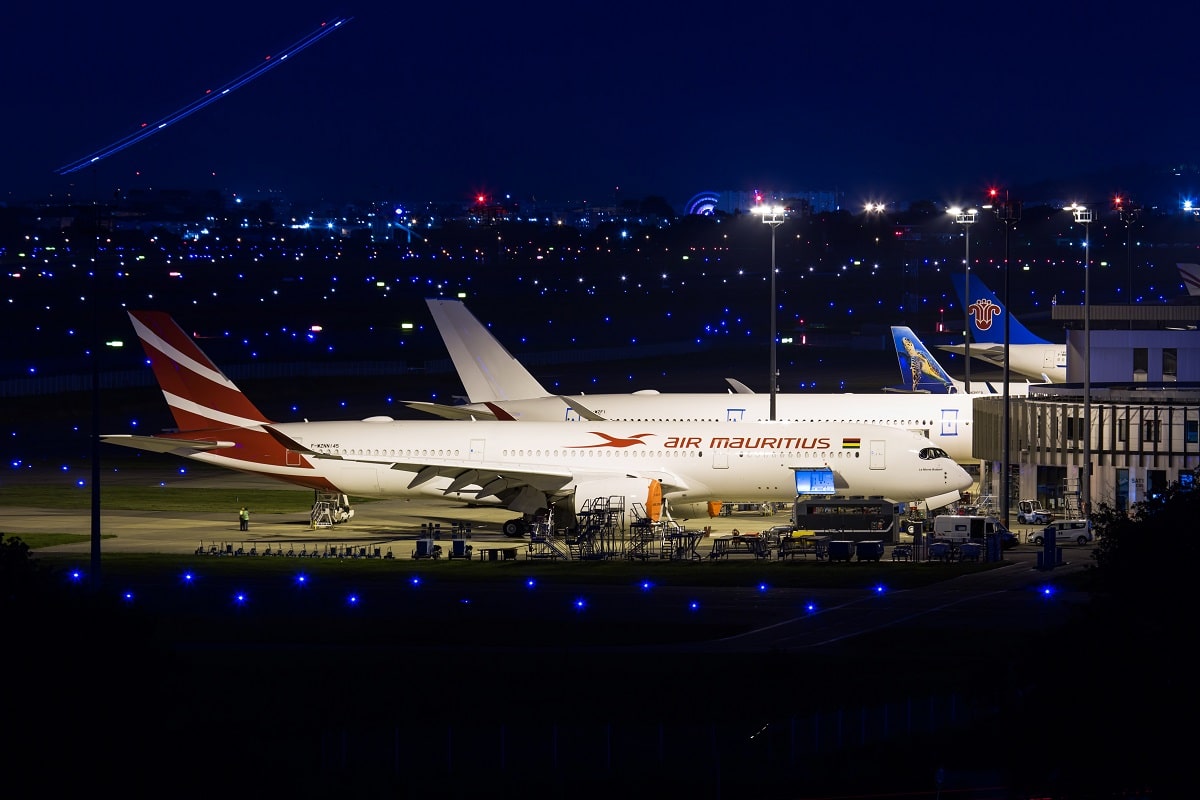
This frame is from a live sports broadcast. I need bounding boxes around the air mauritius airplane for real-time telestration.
[943,273,1067,382]
[103,311,971,530]
[408,299,978,467]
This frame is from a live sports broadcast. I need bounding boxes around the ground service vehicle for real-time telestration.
[1029,519,1093,546]
[1016,500,1052,525]
[932,515,1016,548]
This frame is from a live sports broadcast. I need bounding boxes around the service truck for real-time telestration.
[932,514,1016,548]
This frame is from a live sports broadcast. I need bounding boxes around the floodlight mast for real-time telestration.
[985,190,1021,530]
[950,207,978,394]
[1065,202,1093,519]
[755,204,785,420]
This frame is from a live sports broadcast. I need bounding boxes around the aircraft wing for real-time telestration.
[101,434,237,455]
[937,343,1007,369]
[725,378,755,394]
[404,396,607,422]
[557,395,606,421]
[404,401,499,421]
[263,424,691,503]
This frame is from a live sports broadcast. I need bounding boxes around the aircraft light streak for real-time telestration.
[55,17,352,176]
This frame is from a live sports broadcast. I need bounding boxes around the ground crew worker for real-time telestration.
[239,506,250,531]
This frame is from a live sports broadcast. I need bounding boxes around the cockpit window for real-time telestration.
[919,447,949,460]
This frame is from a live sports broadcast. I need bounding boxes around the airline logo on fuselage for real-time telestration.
[566,432,833,450]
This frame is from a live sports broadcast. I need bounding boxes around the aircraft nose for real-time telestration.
[950,462,972,490]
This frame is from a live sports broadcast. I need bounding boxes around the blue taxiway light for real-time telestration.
[525,578,536,589]
[409,576,421,586]
[639,580,653,591]
[757,582,769,593]
[573,597,587,610]
[122,591,134,602]
[874,583,887,594]
[805,601,817,613]
[688,600,700,611]
[347,594,359,606]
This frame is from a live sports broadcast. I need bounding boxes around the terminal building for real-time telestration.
[972,303,1200,516]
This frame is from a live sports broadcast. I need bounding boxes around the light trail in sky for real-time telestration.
[55,16,352,176]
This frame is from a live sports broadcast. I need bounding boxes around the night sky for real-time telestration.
[5,2,1197,209]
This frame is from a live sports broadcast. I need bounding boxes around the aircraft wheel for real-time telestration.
[502,518,525,538]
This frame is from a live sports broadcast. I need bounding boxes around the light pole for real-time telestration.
[755,204,785,420]
[1066,202,1093,518]
[986,192,1021,530]
[950,207,978,394]
[1115,195,1141,321]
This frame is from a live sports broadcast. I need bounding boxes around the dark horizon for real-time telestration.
[5,3,1198,210]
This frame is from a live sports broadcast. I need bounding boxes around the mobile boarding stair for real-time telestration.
[568,495,626,559]
[625,502,663,560]
[526,513,570,560]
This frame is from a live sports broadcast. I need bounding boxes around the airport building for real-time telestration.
[972,306,1200,515]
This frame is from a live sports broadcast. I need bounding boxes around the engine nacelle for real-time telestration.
[551,477,663,532]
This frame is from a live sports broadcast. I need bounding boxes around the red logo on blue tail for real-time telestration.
[968,299,1001,331]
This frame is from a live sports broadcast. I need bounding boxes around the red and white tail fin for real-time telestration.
[1178,263,1200,298]
[128,311,271,432]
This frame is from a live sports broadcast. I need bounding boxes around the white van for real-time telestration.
[1028,519,1093,546]
[932,515,1011,545]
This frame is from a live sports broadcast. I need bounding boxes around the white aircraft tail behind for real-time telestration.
[426,299,550,403]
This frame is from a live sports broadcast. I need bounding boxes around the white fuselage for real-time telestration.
[442,393,978,464]
[939,342,1067,383]
[178,418,969,506]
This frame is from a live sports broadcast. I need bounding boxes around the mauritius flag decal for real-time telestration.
[842,438,861,449]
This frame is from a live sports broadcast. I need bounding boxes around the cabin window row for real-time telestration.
[308,448,863,459]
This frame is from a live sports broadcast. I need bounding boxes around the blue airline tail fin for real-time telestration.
[890,326,963,394]
[950,273,1048,346]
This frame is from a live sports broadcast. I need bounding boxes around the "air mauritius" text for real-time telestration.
[664,436,831,449]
